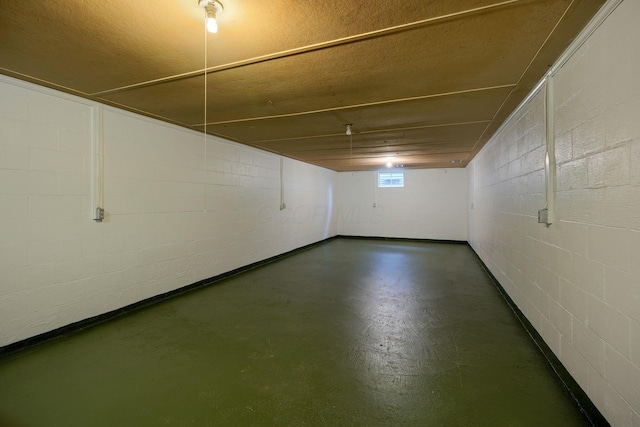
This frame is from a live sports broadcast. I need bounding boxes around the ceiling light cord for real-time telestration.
[204,17,208,142]
[350,133,353,169]
[346,124,353,170]
[203,7,208,212]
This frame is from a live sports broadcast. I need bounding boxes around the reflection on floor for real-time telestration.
[0,239,589,426]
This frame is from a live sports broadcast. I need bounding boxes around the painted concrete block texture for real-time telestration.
[0,76,337,348]
[468,1,640,425]
[336,169,468,241]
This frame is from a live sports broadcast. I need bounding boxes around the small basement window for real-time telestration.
[378,171,404,188]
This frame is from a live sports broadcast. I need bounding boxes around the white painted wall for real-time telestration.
[336,169,468,241]
[468,1,640,424]
[0,76,337,347]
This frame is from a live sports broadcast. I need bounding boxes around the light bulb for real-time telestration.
[201,0,223,33]
[386,161,393,168]
[206,16,218,33]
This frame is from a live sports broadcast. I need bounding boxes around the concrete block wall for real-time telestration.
[0,76,337,347]
[336,169,468,241]
[468,1,640,424]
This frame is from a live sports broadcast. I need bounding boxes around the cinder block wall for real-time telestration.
[0,77,337,347]
[336,169,468,241]
[468,1,640,424]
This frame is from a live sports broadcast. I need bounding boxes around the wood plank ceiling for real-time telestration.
[0,0,604,171]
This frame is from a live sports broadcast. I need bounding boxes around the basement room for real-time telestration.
[0,0,638,425]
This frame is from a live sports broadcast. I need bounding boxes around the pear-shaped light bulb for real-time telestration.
[206,16,218,33]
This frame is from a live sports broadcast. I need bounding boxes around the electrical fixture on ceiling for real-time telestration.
[345,124,354,169]
[199,0,224,33]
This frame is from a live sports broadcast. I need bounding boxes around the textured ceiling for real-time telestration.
[0,0,604,171]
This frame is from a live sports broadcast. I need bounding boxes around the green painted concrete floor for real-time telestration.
[0,239,589,426]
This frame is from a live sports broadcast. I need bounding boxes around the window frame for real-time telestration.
[377,171,405,188]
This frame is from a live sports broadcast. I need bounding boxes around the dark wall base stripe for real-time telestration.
[0,236,337,358]
[337,234,467,245]
[468,246,609,427]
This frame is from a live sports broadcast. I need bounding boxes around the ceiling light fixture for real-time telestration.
[345,124,354,169]
[199,0,224,33]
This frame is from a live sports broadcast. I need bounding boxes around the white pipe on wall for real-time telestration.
[543,75,556,225]
[91,105,105,221]
[280,157,285,210]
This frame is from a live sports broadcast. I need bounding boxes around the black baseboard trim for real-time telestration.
[468,246,609,427]
[0,236,338,358]
[337,234,468,245]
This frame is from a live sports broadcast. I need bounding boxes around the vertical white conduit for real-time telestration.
[372,171,377,208]
[469,163,475,210]
[91,105,105,221]
[544,75,556,225]
[280,157,285,210]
